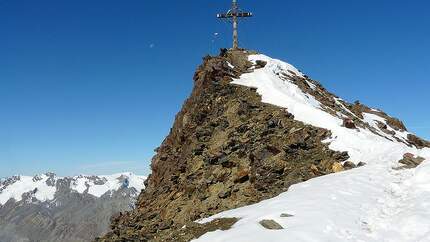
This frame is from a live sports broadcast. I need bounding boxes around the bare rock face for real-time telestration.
[407,134,430,149]
[97,50,350,242]
[398,153,426,169]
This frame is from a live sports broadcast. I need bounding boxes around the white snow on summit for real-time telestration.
[0,172,146,205]
[231,54,418,166]
[193,54,430,242]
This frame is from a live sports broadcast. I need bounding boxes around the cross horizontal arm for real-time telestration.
[217,12,253,19]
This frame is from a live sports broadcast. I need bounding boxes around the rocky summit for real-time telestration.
[0,172,145,242]
[96,49,430,242]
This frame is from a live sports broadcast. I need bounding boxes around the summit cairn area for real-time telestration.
[97,49,430,242]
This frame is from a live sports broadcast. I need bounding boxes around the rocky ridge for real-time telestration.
[98,49,429,242]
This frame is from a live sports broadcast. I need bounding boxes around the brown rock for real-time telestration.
[218,190,231,199]
[310,164,319,173]
[399,153,426,168]
[343,161,356,170]
[259,220,284,230]
[255,60,267,69]
[386,117,407,131]
[343,118,356,129]
[332,162,345,173]
[407,134,430,149]
[404,153,415,159]
[158,221,173,230]
[234,169,250,183]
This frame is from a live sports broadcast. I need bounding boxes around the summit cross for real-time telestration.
[217,0,253,50]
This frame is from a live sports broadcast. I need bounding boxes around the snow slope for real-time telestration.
[193,54,430,242]
[0,172,146,205]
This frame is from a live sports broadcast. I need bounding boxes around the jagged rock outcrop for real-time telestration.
[407,134,430,149]
[398,153,426,169]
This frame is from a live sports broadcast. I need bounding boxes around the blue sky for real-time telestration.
[1,0,429,178]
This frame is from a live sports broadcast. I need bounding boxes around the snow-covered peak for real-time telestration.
[0,172,146,205]
[232,54,427,166]
[192,54,430,242]
[70,172,146,198]
[0,173,57,205]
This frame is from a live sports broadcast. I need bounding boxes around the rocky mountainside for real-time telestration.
[98,49,430,242]
[0,172,145,242]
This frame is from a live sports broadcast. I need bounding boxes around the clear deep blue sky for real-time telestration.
[1,0,429,177]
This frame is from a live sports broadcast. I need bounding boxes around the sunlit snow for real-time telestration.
[193,54,430,242]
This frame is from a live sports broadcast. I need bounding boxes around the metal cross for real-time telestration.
[217,0,253,50]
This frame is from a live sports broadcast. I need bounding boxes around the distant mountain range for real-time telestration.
[0,172,146,242]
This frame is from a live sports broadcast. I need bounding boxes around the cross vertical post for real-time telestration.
[217,0,253,50]
[232,0,239,49]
